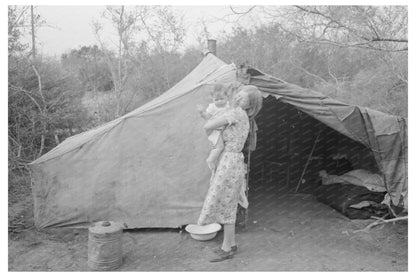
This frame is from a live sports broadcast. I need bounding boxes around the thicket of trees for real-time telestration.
[8,6,407,188]
[8,6,202,176]
[219,6,407,116]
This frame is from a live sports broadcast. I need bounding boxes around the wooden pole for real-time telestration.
[244,148,251,229]
[294,129,321,193]
[285,126,292,189]
[243,119,254,229]
[243,136,252,229]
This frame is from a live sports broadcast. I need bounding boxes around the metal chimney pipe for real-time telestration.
[207,39,217,56]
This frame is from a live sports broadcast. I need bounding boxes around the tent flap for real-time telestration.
[250,73,407,208]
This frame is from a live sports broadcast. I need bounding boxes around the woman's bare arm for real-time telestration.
[204,115,231,132]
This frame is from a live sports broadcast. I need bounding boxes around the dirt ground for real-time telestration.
[8,180,407,271]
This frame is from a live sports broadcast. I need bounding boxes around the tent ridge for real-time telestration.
[31,54,235,165]
[124,64,236,120]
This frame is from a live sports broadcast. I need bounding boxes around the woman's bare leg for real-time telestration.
[221,224,236,252]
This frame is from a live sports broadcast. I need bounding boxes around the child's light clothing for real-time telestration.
[205,102,230,147]
[206,102,229,115]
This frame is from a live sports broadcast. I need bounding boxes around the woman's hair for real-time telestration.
[241,85,263,119]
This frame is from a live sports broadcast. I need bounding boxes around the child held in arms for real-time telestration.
[197,84,233,173]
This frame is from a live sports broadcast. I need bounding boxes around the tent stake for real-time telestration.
[285,127,292,189]
[294,129,321,193]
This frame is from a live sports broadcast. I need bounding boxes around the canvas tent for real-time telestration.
[29,53,407,229]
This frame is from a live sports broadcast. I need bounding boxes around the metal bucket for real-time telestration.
[88,221,124,270]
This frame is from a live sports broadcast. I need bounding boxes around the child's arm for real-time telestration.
[204,116,229,133]
[197,104,212,120]
[200,111,212,120]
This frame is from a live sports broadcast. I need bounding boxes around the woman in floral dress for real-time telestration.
[197,85,263,262]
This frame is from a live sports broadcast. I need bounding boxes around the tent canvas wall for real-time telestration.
[29,54,407,229]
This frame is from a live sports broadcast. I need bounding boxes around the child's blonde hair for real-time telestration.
[210,83,239,100]
[210,84,228,99]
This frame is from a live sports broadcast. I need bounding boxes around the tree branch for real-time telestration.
[8,133,22,157]
[370,38,408,43]
[229,5,257,15]
[327,63,340,90]
[301,38,408,52]
[294,5,370,41]
[293,5,408,52]
[353,216,408,233]
[8,83,43,114]
[289,57,328,84]
[26,60,46,110]
[9,6,30,29]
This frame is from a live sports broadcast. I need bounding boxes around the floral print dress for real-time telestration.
[198,107,249,225]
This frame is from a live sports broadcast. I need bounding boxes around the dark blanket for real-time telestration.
[314,183,387,219]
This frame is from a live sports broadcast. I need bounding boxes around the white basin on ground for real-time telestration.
[185,223,222,241]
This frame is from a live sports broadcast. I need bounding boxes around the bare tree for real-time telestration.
[30,5,36,59]
[8,6,50,158]
[8,6,30,55]
[195,18,212,50]
[92,5,185,117]
[250,5,408,52]
[93,5,139,117]
[225,5,407,102]
[137,6,185,87]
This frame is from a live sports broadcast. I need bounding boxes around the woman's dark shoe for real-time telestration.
[210,249,234,262]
